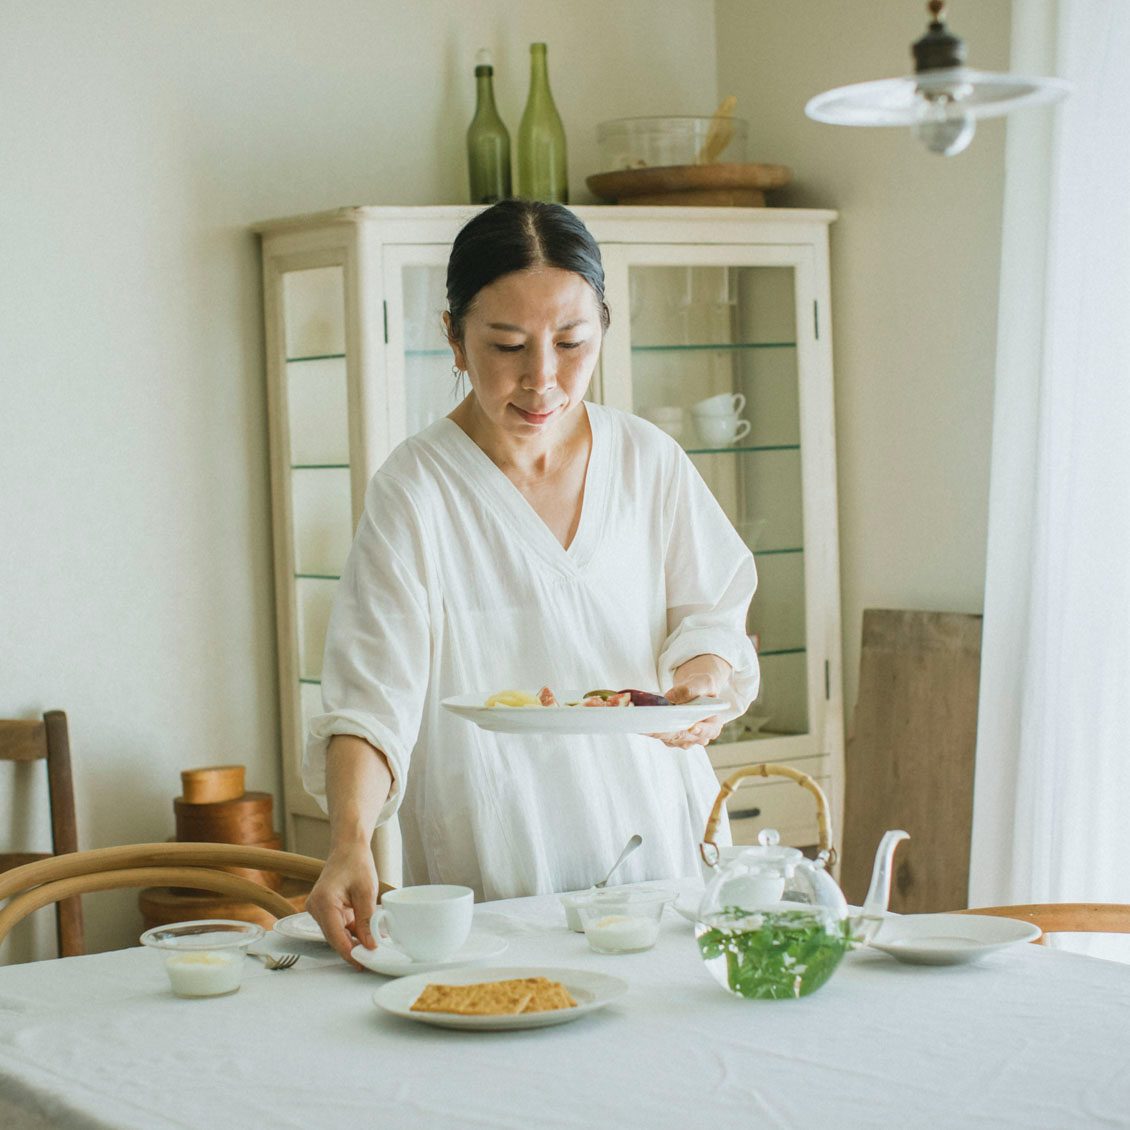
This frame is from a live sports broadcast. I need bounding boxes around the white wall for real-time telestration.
[0,0,720,960]
[715,0,1010,714]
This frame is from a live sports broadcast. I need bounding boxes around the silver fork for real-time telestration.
[248,951,300,970]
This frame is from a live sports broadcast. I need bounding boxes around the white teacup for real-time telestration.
[370,884,473,962]
[694,414,751,447]
[692,392,746,417]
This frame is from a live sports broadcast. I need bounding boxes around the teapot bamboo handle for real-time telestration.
[700,762,835,866]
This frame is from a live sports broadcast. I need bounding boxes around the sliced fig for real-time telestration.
[619,689,671,707]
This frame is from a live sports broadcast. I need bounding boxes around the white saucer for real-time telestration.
[868,913,1042,965]
[373,965,628,1031]
[350,930,508,976]
[273,912,328,945]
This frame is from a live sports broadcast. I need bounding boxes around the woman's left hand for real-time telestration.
[651,655,730,749]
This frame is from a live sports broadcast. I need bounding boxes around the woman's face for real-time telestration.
[448,266,603,440]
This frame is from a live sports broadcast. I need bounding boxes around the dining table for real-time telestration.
[1,877,1128,1129]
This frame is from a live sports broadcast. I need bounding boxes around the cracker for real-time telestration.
[410,980,534,1016]
[521,981,577,1012]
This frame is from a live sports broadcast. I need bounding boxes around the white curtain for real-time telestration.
[971,0,1130,953]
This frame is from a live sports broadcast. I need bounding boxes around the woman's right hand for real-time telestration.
[306,843,380,969]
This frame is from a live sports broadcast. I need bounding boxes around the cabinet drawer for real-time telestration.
[718,774,830,851]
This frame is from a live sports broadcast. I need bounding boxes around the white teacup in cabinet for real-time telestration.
[253,206,844,882]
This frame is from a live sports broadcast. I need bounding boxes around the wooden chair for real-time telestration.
[0,711,83,956]
[957,903,1130,944]
[0,842,395,953]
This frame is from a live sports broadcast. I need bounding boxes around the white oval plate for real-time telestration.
[351,930,508,977]
[273,912,328,945]
[442,691,724,735]
[373,965,629,1031]
[868,913,1042,965]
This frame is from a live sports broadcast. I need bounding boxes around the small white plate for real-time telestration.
[351,930,508,976]
[373,965,629,1031]
[442,690,724,736]
[868,913,1042,965]
[273,912,328,945]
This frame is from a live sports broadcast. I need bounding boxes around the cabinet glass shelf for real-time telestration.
[684,444,800,455]
[291,463,350,470]
[631,341,795,353]
[759,647,806,657]
[755,547,803,556]
[287,353,347,364]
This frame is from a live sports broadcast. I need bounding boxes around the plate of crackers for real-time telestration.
[372,966,629,1031]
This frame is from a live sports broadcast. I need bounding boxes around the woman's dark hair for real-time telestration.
[446,200,610,341]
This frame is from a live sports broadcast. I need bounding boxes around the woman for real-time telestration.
[305,200,759,964]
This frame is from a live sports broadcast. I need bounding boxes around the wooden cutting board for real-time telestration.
[586,162,791,205]
[841,609,983,914]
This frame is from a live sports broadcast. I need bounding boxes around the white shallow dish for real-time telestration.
[868,913,1042,965]
[273,912,328,945]
[442,691,724,735]
[373,965,629,1031]
[351,930,508,976]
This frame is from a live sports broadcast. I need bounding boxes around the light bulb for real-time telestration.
[912,89,976,155]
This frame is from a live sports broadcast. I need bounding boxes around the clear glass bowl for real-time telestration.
[140,919,264,998]
[597,116,749,171]
[573,888,674,954]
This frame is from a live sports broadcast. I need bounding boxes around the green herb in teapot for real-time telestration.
[696,906,851,1000]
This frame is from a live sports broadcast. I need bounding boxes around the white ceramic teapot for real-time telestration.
[696,827,909,999]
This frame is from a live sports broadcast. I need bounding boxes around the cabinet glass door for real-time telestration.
[279,265,353,769]
[383,247,462,447]
[605,248,817,760]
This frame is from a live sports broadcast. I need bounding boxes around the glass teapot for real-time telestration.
[696,827,909,1000]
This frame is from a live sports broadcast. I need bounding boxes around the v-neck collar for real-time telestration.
[436,402,610,575]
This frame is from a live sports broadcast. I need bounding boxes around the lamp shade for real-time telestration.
[806,67,1071,128]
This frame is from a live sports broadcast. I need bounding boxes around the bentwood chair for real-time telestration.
[956,903,1130,944]
[0,842,395,954]
[0,711,83,956]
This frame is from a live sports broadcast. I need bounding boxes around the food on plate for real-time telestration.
[410,976,577,1016]
[483,689,540,708]
[483,686,673,708]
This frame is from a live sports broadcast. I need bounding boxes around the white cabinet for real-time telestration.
[254,206,843,878]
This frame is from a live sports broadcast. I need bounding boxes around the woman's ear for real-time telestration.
[443,312,468,372]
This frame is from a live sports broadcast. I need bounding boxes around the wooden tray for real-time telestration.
[586,162,792,205]
[139,876,312,931]
[174,791,274,844]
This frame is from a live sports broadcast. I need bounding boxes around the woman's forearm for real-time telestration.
[325,734,393,852]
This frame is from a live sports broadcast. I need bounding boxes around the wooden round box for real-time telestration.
[139,878,311,932]
[174,791,274,845]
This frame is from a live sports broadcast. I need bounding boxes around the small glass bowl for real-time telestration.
[573,889,674,954]
[140,919,264,998]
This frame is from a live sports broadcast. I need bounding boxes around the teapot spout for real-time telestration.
[855,829,910,941]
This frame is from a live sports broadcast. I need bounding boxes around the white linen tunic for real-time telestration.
[305,403,759,900]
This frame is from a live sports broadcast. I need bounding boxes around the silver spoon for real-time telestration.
[594,834,643,888]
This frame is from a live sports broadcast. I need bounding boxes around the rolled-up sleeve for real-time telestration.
[303,476,430,823]
[656,453,760,721]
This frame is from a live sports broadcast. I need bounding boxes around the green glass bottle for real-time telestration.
[466,49,511,204]
[517,42,568,203]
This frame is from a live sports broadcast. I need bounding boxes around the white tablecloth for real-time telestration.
[1,880,1128,1130]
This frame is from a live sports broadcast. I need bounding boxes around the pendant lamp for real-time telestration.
[805,0,1070,156]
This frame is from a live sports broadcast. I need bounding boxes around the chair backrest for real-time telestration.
[958,903,1130,943]
[0,710,83,956]
[0,842,366,953]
